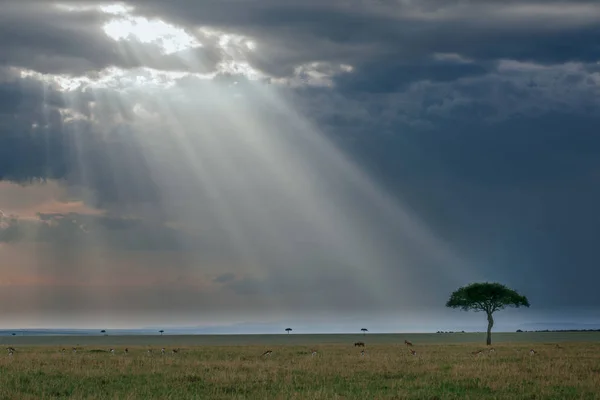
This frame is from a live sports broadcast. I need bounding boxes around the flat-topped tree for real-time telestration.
[446,282,530,345]
[285,328,292,334]
[159,330,164,336]
[361,328,368,336]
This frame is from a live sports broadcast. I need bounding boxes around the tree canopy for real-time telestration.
[446,282,530,313]
[446,282,530,345]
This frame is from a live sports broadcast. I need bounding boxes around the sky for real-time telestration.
[1,1,599,332]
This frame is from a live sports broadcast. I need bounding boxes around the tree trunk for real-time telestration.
[486,312,494,345]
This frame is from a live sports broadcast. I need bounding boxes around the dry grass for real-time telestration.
[0,342,599,399]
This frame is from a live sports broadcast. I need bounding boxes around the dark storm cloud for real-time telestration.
[0,212,188,251]
[325,113,600,309]
[2,2,599,83]
[333,56,491,93]
[122,0,600,82]
[0,68,164,205]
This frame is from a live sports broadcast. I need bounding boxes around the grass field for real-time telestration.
[1,334,599,399]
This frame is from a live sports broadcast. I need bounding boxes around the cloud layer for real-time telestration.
[1,1,599,328]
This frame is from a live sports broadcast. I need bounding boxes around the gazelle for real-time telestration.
[404,340,413,347]
[472,350,483,355]
[262,350,272,357]
[354,342,365,347]
[161,348,165,355]
[488,348,495,353]
[311,349,318,357]
[172,348,179,354]
[124,348,129,354]
[360,350,365,357]
[110,348,115,355]
[72,347,77,353]
[409,349,417,356]
[529,349,537,356]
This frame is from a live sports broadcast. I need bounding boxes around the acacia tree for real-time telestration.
[446,282,530,345]
[159,330,164,336]
[285,328,292,334]
[361,328,368,336]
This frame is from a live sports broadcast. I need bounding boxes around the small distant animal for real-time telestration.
[147,349,152,355]
[6,347,15,353]
[354,342,365,347]
[488,348,495,353]
[409,349,417,356]
[110,348,115,355]
[405,340,413,347]
[172,348,179,354]
[72,347,77,353]
[311,350,318,357]
[360,350,365,357]
[529,349,537,356]
[124,348,129,354]
[472,350,483,355]
[61,348,66,353]
[262,350,272,357]
[161,348,165,355]
[555,344,563,349]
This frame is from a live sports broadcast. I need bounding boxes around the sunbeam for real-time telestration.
[0,1,495,331]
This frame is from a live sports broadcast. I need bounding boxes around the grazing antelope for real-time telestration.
[404,340,413,347]
[409,349,417,356]
[161,348,165,355]
[124,348,129,354]
[72,347,77,353]
[529,349,537,356]
[360,350,365,357]
[472,350,483,356]
[311,349,318,357]
[61,348,66,353]
[172,348,179,354]
[488,348,495,353]
[6,347,15,353]
[354,342,365,347]
[262,350,272,357]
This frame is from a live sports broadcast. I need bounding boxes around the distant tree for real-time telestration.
[361,328,368,336]
[446,282,530,345]
[11,333,15,336]
[516,329,523,333]
[159,330,164,336]
[285,328,292,334]
[101,330,106,336]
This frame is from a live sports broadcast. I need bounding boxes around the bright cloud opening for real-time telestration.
[103,14,202,55]
[103,18,201,55]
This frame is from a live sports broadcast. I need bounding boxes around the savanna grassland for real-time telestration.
[0,335,599,399]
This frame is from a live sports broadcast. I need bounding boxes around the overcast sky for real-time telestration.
[1,1,599,332]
